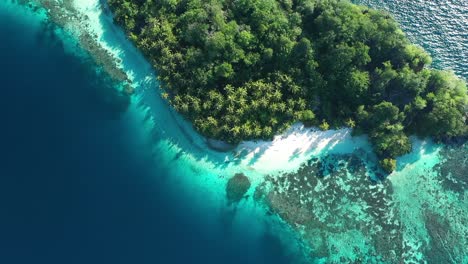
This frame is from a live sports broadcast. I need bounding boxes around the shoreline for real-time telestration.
[42,0,461,187]
[35,0,465,180]
[7,1,467,262]
[206,138,237,152]
[64,0,374,178]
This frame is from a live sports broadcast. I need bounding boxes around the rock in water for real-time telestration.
[226,173,251,203]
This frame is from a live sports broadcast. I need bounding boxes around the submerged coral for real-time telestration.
[19,1,466,263]
[436,143,467,194]
[39,0,128,83]
[255,146,467,263]
[226,173,251,203]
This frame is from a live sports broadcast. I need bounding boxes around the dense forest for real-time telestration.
[108,0,467,172]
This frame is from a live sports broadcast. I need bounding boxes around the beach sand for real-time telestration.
[35,1,468,261]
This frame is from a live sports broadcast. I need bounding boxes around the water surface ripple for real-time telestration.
[353,0,468,79]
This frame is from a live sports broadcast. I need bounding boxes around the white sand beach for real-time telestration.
[70,0,374,180]
[33,2,468,262]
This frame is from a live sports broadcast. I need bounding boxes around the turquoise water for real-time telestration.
[0,1,306,263]
[1,0,466,263]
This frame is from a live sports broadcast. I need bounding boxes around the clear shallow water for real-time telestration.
[0,2,304,263]
[0,0,466,263]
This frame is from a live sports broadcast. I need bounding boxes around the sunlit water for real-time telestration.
[353,0,468,80]
[0,0,466,263]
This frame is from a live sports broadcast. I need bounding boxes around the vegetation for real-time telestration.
[108,0,467,172]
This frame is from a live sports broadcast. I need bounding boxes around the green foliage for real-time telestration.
[412,70,468,138]
[319,120,330,131]
[380,158,397,173]
[108,0,467,172]
[298,110,316,126]
[345,118,356,128]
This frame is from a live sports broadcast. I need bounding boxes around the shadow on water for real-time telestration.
[258,220,310,264]
[0,4,300,264]
[396,137,441,172]
[94,1,356,175]
[288,148,302,162]
[245,141,270,166]
[218,204,306,264]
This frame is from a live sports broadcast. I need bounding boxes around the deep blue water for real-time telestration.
[1,0,466,263]
[0,4,293,264]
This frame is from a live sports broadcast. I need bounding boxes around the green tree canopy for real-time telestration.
[108,0,467,172]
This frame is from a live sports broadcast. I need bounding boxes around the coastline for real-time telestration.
[59,1,317,260]
[26,0,468,262]
[60,0,372,178]
[33,0,465,180]
[206,138,236,152]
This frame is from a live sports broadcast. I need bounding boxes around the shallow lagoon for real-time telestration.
[0,0,466,263]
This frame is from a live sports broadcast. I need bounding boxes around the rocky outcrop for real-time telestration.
[226,173,251,203]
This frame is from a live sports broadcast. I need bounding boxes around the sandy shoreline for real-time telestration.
[20,2,468,262]
[68,0,374,178]
[231,124,371,175]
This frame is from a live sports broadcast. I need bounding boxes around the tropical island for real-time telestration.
[107,0,467,172]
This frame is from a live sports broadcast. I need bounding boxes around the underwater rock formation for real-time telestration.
[255,148,467,263]
[226,173,251,203]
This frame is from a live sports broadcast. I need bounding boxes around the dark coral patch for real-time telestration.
[226,173,251,203]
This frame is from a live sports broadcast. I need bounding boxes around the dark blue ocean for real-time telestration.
[1,0,466,263]
[0,3,293,264]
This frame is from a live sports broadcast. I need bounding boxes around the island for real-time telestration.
[107,0,467,172]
